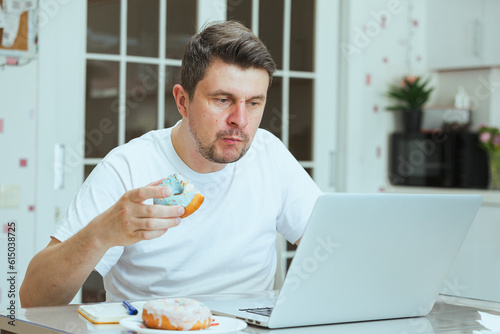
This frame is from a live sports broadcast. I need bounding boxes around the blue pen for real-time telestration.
[123,300,138,315]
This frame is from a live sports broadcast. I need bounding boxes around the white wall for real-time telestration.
[0,60,38,310]
[338,0,428,193]
[0,0,86,307]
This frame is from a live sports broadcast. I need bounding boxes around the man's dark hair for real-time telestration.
[180,20,277,100]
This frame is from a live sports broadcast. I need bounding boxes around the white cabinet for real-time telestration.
[482,0,500,67]
[427,0,500,70]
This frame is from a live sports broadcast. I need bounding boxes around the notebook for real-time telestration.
[78,301,145,324]
[205,193,482,328]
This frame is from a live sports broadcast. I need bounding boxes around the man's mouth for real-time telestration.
[223,137,244,144]
[216,130,249,145]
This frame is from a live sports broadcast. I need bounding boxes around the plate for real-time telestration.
[119,315,247,333]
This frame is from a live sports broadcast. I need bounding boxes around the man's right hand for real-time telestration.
[91,179,186,249]
[19,180,185,307]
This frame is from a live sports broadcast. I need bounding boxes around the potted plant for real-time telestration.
[386,75,434,132]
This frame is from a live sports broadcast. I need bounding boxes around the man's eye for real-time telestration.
[216,98,230,105]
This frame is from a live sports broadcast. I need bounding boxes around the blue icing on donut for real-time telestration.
[154,173,197,207]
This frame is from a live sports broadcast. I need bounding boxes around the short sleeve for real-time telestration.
[269,135,322,244]
[52,160,128,277]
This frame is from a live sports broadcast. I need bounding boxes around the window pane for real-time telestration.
[290,0,315,71]
[164,66,182,128]
[85,60,119,158]
[227,0,252,29]
[127,0,159,57]
[305,167,313,178]
[84,164,97,181]
[260,77,282,139]
[259,0,284,69]
[289,78,313,160]
[87,0,120,54]
[166,0,197,59]
[125,63,158,142]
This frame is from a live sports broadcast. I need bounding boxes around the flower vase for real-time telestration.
[488,151,500,190]
[402,109,423,133]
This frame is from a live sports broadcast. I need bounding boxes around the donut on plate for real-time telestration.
[142,297,212,330]
[153,173,204,218]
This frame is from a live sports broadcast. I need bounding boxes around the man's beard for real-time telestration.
[189,121,251,164]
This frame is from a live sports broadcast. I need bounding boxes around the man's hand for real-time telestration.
[91,179,185,249]
[20,179,185,307]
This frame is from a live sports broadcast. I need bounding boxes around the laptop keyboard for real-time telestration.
[239,307,273,317]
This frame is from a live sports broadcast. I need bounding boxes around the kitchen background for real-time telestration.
[1,0,499,308]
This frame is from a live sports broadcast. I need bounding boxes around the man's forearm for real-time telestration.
[19,225,109,307]
[20,184,183,307]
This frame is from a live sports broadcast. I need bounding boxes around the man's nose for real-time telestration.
[228,101,248,128]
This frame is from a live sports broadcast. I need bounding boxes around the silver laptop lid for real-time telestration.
[268,193,482,328]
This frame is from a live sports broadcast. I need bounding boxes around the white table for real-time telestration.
[1,292,500,333]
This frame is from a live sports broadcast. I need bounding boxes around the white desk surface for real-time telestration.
[1,292,500,333]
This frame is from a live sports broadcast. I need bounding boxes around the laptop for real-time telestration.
[205,193,482,329]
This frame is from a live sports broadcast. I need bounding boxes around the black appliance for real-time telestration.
[389,132,488,188]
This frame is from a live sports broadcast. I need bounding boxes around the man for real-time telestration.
[20,21,321,307]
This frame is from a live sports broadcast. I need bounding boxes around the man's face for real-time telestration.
[185,59,269,164]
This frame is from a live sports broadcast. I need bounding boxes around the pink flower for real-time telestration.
[405,75,418,84]
[493,134,500,146]
[480,132,492,143]
[477,123,489,130]
[400,75,418,88]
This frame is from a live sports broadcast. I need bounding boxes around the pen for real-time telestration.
[123,300,138,315]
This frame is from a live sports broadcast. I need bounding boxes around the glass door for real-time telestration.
[83,0,339,293]
[85,0,198,177]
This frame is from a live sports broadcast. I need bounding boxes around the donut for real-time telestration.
[142,297,212,330]
[153,173,204,218]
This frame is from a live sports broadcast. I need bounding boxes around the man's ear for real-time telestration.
[173,84,189,118]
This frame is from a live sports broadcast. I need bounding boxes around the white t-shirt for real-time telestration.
[53,125,322,302]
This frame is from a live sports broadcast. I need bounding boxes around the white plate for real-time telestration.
[119,315,247,333]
